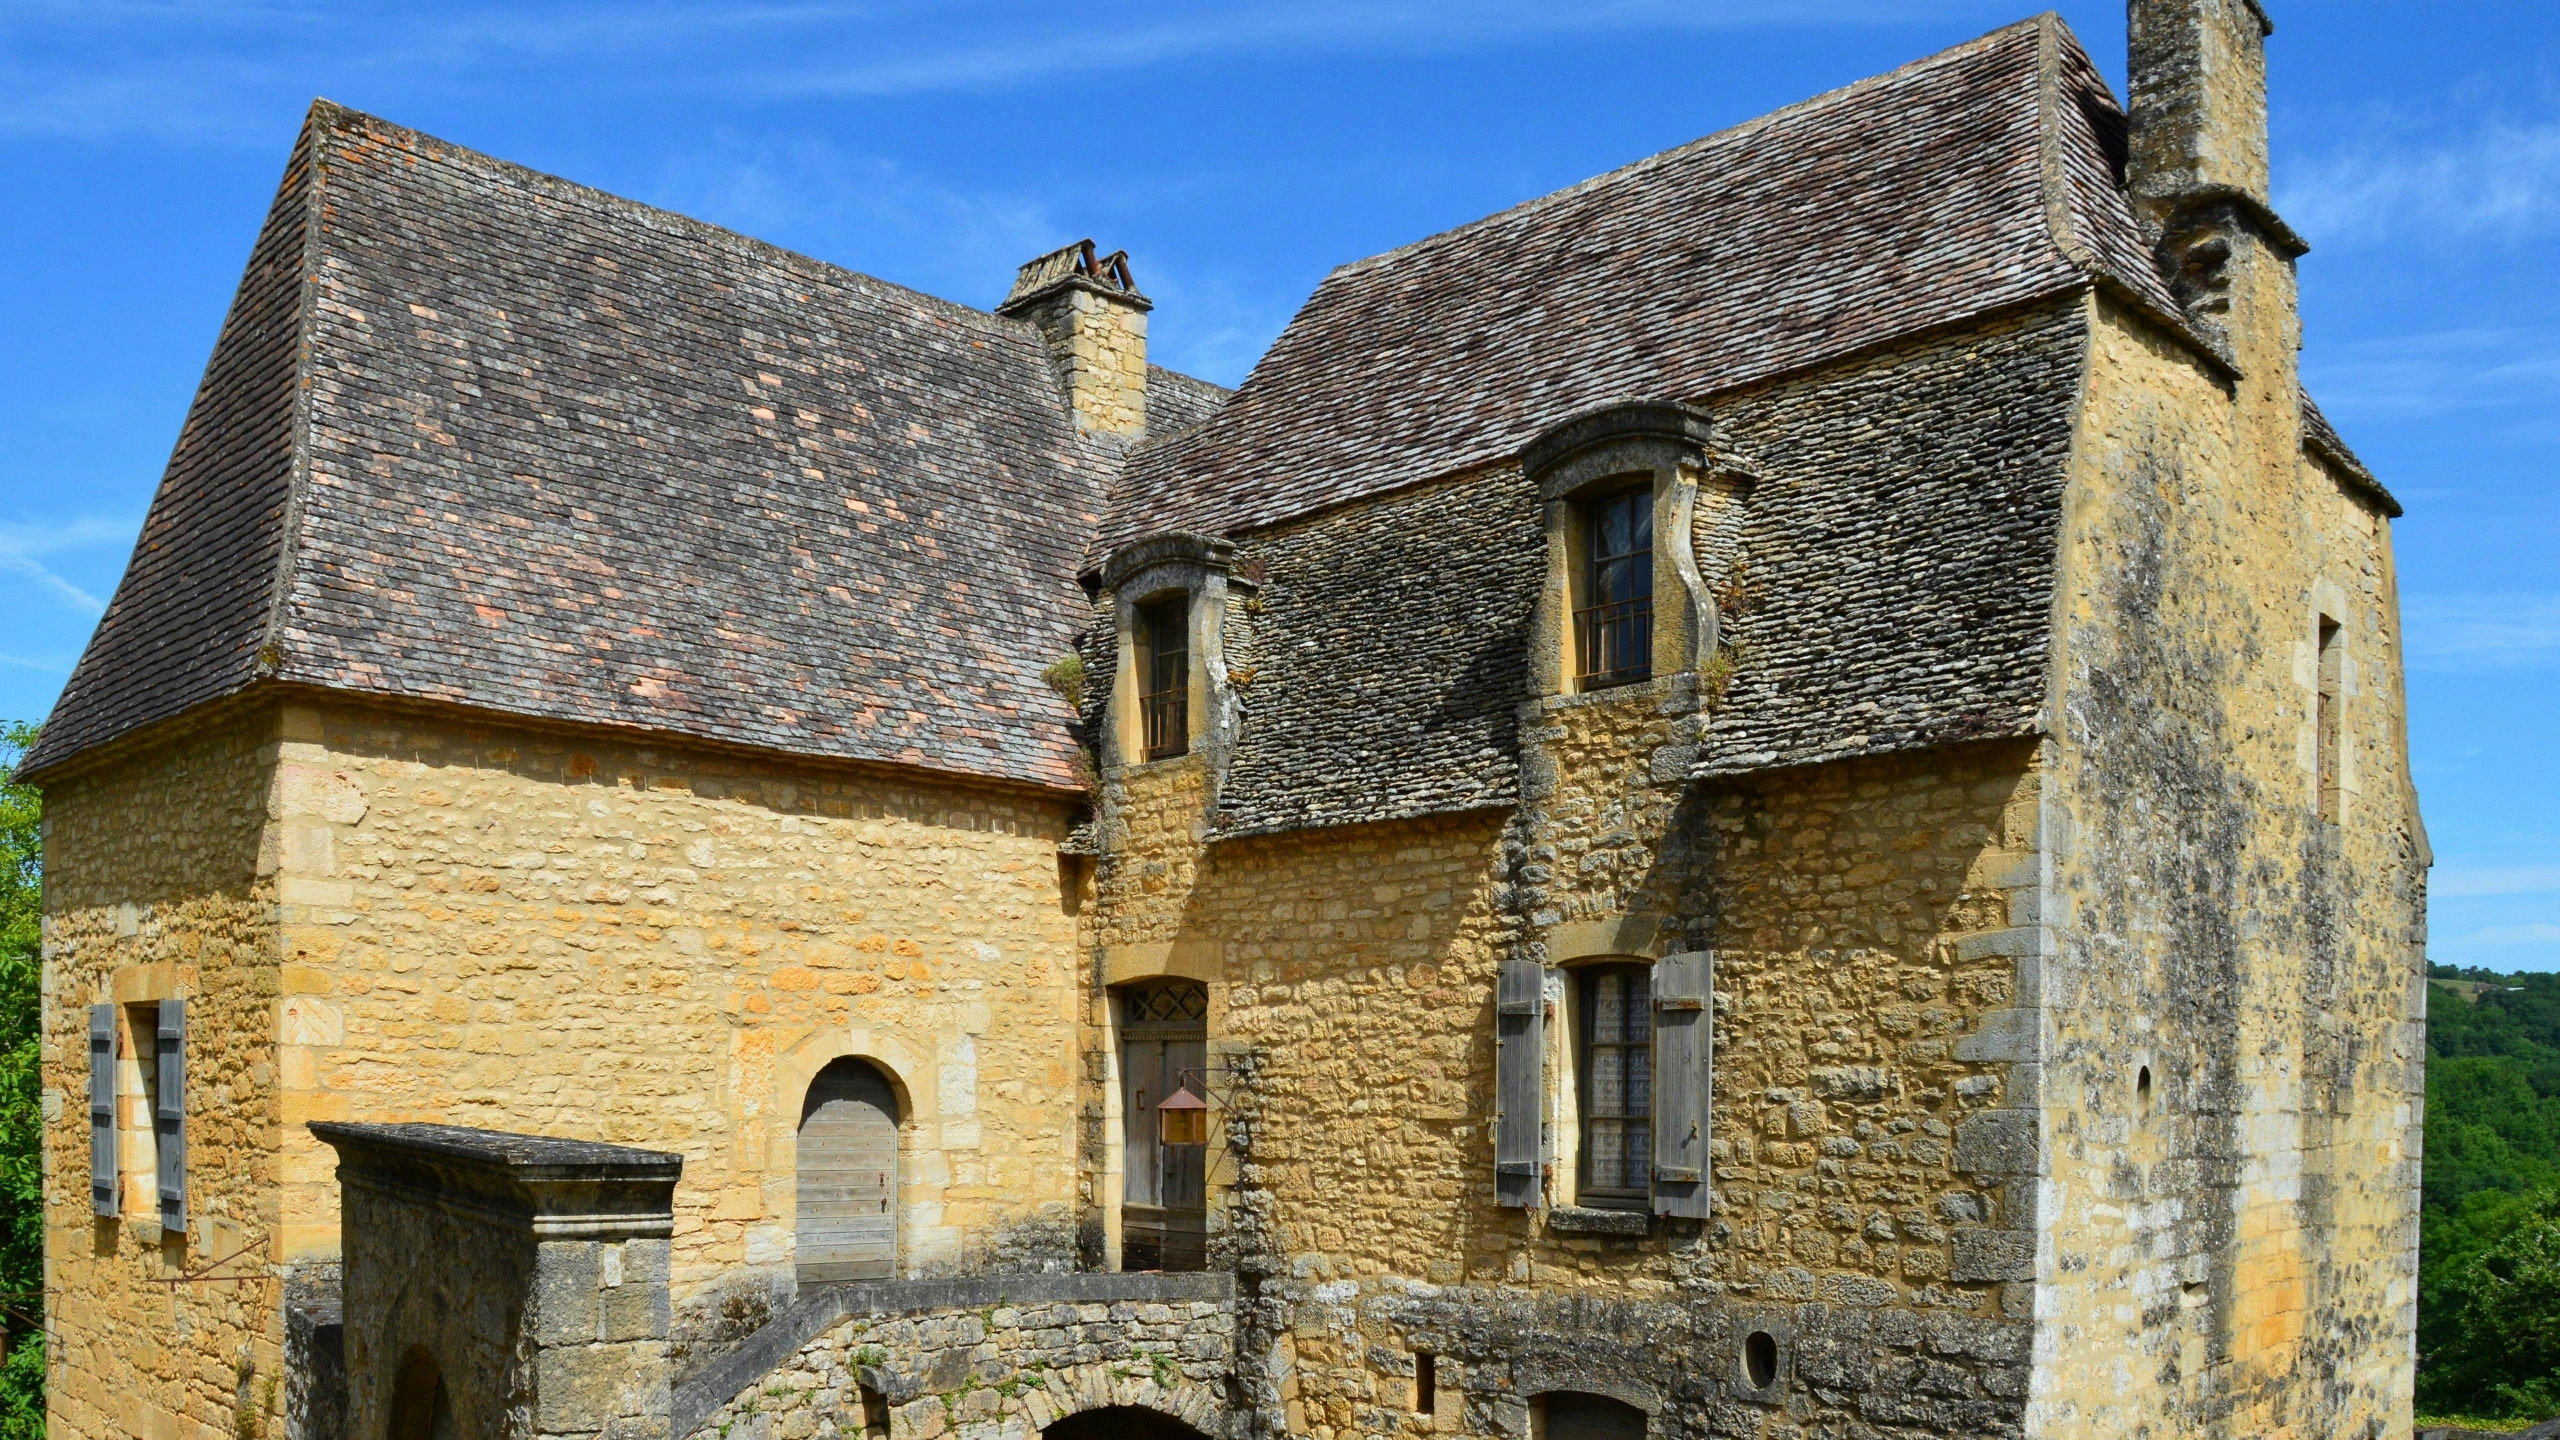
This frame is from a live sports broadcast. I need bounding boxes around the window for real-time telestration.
[1576,965,1652,1208]
[1533,1392,1647,1440]
[2316,615,2342,825]
[1576,486,1652,689]
[1138,595,1189,761]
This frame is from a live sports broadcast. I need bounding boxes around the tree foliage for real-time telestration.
[2422,964,2560,1421]
[0,722,41,1437]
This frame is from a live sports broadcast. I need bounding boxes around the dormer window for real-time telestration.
[1578,484,1654,689]
[1138,594,1190,761]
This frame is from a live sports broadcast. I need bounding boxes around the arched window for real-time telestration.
[1533,1391,1647,1440]
[798,1058,900,1284]
[387,1345,455,1440]
[1046,1406,1214,1440]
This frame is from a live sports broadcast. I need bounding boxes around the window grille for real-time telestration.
[1576,486,1653,688]
[1138,595,1190,760]
[1578,965,1652,1207]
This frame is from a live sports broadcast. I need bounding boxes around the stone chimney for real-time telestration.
[998,239,1150,440]
[2125,0,2307,375]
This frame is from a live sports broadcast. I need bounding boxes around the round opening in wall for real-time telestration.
[1742,1330,1779,1390]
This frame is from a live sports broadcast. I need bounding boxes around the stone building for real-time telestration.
[24,3,2428,1438]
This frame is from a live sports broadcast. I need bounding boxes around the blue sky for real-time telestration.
[1,1,2553,966]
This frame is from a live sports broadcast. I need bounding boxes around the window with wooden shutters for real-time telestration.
[1650,951,1712,1218]
[1575,965,1651,1209]
[156,998,186,1233]
[88,1004,115,1218]
[1494,957,1545,1208]
[797,1059,900,1284]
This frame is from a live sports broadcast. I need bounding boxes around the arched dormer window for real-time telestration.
[1522,401,1749,700]
[1098,532,1236,770]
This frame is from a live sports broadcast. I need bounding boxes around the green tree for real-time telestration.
[2421,1186,2560,1420]
[0,721,42,1437]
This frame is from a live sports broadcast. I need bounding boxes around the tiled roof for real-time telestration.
[2300,390,2400,517]
[29,103,1119,788]
[1101,16,2174,558]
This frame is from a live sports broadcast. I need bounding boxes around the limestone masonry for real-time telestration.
[25,4,2426,1439]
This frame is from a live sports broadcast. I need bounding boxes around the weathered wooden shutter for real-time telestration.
[1650,951,1712,1218]
[1493,957,1545,1208]
[88,1004,115,1218]
[156,998,186,1233]
[797,1061,899,1284]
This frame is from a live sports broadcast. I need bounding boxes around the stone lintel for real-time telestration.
[1521,399,1714,489]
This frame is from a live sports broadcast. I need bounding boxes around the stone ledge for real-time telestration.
[1545,1206,1652,1238]
[670,1270,1236,1439]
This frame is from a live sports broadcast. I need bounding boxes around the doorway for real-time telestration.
[1117,980,1207,1271]
[798,1058,899,1284]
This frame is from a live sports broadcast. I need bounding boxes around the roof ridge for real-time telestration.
[253,102,331,690]
[302,98,1042,344]
[1324,15,2051,286]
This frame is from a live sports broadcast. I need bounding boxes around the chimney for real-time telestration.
[2124,0,2306,368]
[998,240,1150,440]
[2127,0,2274,223]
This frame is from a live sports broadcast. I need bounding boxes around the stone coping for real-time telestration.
[671,1270,1236,1438]
[311,1121,685,1177]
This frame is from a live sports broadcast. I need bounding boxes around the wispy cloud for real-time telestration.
[2301,327,2560,427]
[0,0,1994,145]
[2442,922,2560,952]
[2282,109,2560,249]
[0,515,136,617]
[2436,864,2560,899]
[2403,593,2560,675]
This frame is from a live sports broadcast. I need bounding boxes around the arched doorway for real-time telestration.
[386,1345,455,1440]
[1532,1391,1647,1440]
[1116,979,1207,1271]
[1044,1405,1213,1440]
[798,1058,900,1284]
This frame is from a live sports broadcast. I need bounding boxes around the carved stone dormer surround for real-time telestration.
[1521,401,1758,699]
[1097,532,1242,783]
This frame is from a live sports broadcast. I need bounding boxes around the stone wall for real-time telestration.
[39,709,287,1440]
[680,1275,1236,1440]
[2029,293,2426,1439]
[261,700,1086,1350]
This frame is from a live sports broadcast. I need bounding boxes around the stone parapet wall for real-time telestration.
[680,1273,1236,1440]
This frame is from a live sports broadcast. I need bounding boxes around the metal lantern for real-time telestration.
[1158,1081,1210,1147]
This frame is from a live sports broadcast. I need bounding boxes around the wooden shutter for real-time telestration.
[1650,951,1712,1218]
[797,1062,899,1284]
[88,1004,115,1218]
[156,998,186,1233]
[1493,957,1545,1208]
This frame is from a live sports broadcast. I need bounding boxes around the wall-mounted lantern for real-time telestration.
[1158,1080,1210,1147]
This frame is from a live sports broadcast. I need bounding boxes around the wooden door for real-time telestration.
[797,1060,898,1284]
[1117,981,1208,1271]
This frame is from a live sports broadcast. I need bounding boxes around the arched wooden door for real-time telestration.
[798,1059,899,1284]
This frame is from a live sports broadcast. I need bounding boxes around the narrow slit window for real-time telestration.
[1576,485,1652,689]
[1415,1352,1437,1415]
[1138,595,1190,761]
[1576,965,1652,1208]
[2316,616,2342,826]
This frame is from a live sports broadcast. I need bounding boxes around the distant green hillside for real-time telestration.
[2422,964,2560,1422]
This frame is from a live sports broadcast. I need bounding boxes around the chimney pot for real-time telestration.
[999,240,1152,440]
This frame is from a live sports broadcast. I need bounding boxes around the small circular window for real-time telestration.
[1742,1330,1779,1390]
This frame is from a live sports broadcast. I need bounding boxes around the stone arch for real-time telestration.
[797,1057,901,1283]
[1019,1363,1229,1440]
[770,1028,942,1277]
[1530,1390,1651,1440]
[386,1344,455,1440]
[1043,1403,1216,1440]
